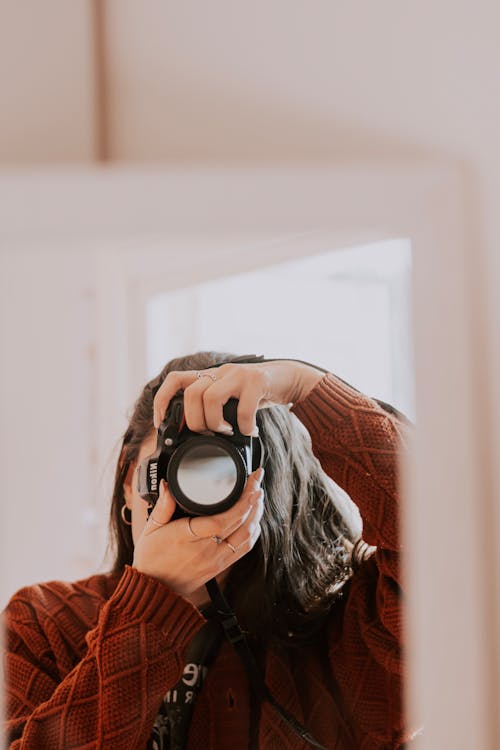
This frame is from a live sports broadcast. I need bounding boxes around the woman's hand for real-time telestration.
[141,359,324,605]
[132,470,264,604]
[153,359,325,434]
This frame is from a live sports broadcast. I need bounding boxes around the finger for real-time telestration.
[187,468,264,539]
[209,469,264,537]
[218,487,264,538]
[182,377,214,433]
[211,512,263,573]
[144,480,176,534]
[200,379,238,433]
[189,490,254,540]
[183,363,241,433]
[197,369,264,436]
[153,370,198,428]
[235,383,264,436]
[224,496,264,556]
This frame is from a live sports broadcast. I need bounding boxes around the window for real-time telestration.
[146,239,414,419]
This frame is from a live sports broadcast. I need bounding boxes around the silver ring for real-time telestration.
[187,517,201,539]
[196,370,217,381]
[149,515,167,527]
[211,535,224,544]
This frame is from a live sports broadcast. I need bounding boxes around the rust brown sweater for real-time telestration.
[3,374,413,749]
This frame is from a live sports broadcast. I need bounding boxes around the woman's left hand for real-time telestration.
[153,360,324,434]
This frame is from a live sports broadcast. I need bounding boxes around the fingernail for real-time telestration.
[160,479,167,497]
[256,467,264,485]
[218,423,234,435]
[250,426,259,437]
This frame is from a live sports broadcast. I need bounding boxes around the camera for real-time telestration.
[138,394,264,519]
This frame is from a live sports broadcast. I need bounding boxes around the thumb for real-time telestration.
[148,480,176,528]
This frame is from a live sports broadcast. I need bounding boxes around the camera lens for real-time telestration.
[176,444,238,505]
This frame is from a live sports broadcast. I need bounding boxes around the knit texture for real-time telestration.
[3,373,414,749]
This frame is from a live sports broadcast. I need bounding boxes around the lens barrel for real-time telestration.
[167,436,248,516]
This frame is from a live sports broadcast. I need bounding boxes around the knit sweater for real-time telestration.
[3,374,414,749]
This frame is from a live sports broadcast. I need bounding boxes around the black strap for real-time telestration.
[205,578,355,750]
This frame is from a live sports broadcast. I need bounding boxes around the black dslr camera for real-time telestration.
[138,394,264,519]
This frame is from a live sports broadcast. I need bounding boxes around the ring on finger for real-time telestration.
[149,515,167,527]
[187,517,202,539]
[211,535,224,545]
[196,370,217,382]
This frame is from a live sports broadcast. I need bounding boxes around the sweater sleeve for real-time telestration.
[3,565,206,750]
[291,373,411,745]
[290,372,409,650]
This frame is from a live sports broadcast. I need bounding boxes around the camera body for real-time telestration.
[138,394,263,519]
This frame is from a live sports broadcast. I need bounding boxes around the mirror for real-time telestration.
[0,163,479,750]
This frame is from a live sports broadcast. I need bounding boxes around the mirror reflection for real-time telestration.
[1,220,418,750]
[1,237,416,748]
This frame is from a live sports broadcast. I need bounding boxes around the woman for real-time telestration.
[3,352,411,749]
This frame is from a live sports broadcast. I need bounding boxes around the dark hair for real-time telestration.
[109,351,367,645]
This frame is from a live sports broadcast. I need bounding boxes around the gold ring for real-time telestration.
[196,370,217,381]
[149,515,166,527]
[187,517,201,538]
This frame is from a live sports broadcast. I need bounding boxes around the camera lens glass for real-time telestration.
[176,444,238,505]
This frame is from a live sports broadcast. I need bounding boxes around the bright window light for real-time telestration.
[146,239,414,419]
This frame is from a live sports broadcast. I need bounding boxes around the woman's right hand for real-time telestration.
[132,468,264,605]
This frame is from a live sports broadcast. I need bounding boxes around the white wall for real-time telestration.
[0,248,106,599]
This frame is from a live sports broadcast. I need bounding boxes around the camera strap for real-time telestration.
[205,577,354,750]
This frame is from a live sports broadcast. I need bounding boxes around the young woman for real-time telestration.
[3,352,413,749]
